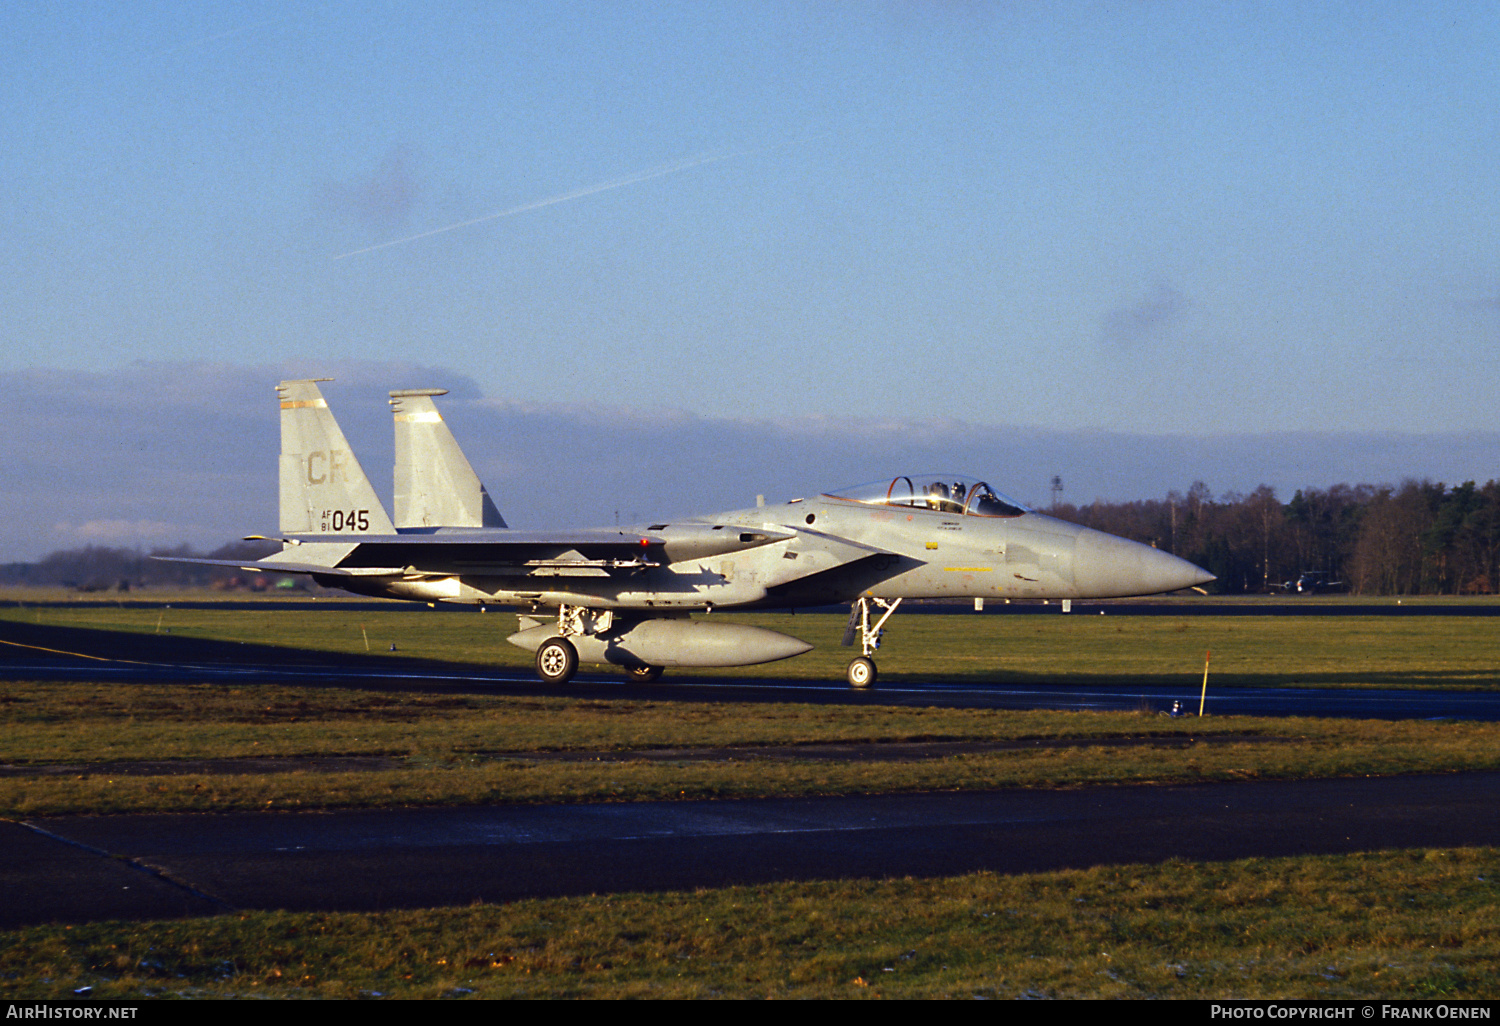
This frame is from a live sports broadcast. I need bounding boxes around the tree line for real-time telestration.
[1052,479,1500,595]
[4,478,1498,596]
[0,540,279,591]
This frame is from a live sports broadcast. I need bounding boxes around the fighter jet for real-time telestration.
[1272,571,1345,595]
[170,379,1215,688]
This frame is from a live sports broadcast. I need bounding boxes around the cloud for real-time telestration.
[0,360,476,561]
[320,148,422,228]
[1101,283,1189,347]
[51,520,181,545]
[2,360,1497,562]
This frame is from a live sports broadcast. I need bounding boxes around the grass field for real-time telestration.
[3,850,1496,999]
[1,592,1497,999]
[3,683,1500,817]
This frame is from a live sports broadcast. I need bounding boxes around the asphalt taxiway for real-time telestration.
[5,771,1499,928]
[10,656,1499,719]
[3,618,1498,720]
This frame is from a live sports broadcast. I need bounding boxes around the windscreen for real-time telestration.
[826,475,1029,517]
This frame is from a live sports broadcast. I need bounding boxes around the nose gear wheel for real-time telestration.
[846,656,877,688]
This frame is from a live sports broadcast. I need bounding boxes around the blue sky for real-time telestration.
[2,2,1498,559]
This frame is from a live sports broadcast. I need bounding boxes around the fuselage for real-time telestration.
[695,493,1211,606]
[322,481,1212,610]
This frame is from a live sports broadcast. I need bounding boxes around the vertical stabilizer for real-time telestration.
[277,379,395,535]
[390,389,507,529]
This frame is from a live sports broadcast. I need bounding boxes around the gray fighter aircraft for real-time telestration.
[172,379,1214,687]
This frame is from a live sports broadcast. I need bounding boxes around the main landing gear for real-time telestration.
[532,604,666,685]
[841,596,902,688]
[535,636,578,684]
[534,636,663,685]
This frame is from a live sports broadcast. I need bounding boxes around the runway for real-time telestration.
[5,771,1498,928]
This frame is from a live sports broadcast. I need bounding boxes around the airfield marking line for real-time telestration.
[5,657,1490,720]
[604,819,1051,842]
[0,655,1469,708]
[0,659,1427,703]
[16,818,238,914]
[0,637,166,666]
[0,642,288,679]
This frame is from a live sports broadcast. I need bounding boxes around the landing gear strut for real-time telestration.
[841,596,901,688]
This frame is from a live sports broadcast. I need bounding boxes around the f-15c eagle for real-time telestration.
[168,379,1214,687]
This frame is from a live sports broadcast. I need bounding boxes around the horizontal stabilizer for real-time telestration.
[151,556,407,578]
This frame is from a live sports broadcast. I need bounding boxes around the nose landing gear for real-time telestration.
[841,596,901,688]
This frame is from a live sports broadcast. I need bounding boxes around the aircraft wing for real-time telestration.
[158,525,798,580]
[320,529,662,577]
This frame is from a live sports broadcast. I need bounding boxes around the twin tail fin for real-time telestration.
[389,389,506,529]
[277,379,396,536]
[276,379,504,536]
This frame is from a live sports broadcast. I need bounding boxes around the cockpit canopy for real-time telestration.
[827,474,1030,518]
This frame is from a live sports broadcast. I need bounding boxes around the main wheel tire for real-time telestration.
[846,656,877,689]
[624,664,663,683]
[535,637,579,684]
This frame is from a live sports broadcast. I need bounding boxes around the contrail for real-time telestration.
[148,13,300,59]
[334,148,739,260]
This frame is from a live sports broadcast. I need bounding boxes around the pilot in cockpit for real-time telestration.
[970,485,1025,517]
[925,481,949,511]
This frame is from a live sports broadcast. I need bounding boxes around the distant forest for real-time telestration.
[0,540,280,592]
[3,479,1498,596]
[1052,479,1500,596]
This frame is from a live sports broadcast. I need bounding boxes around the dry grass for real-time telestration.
[3,680,1500,815]
[2,848,1496,999]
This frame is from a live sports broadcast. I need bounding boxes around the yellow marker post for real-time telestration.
[1198,650,1212,716]
[360,624,371,651]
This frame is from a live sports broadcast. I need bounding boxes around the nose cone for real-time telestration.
[1073,529,1216,598]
